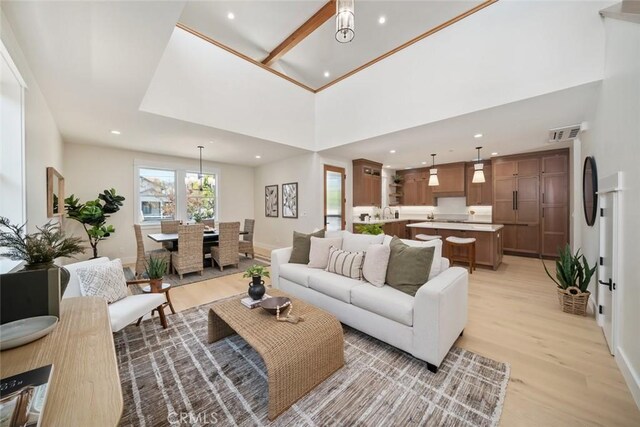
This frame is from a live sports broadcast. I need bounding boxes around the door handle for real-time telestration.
[599,278,612,291]
[515,191,518,210]
[513,191,516,210]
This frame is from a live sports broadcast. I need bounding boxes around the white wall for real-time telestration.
[253,153,352,249]
[1,12,64,232]
[578,17,640,407]
[315,0,611,149]
[140,27,315,151]
[63,143,255,263]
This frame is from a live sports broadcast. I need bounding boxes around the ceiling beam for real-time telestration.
[262,0,335,67]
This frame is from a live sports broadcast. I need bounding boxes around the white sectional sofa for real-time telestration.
[271,232,468,372]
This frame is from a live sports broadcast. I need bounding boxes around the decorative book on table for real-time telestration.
[241,295,271,309]
[0,365,53,427]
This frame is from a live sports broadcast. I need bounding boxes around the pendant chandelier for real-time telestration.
[197,145,204,191]
[335,0,355,43]
[428,153,439,186]
[472,146,486,184]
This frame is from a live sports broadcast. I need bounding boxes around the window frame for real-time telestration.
[133,159,220,227]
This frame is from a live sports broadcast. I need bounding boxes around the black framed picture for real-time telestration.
[265,185,278,217]
[282,182,298,218]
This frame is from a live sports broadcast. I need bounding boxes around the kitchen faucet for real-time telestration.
[382,206,393,220]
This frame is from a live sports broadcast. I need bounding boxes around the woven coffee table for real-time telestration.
[208,289,344,420]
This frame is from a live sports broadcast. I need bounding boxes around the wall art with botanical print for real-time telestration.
[282,182,298,219]
[265,185,278,217]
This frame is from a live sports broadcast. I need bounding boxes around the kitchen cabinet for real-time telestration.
[432,163,466,196]
[382,221,408,239]
[400,171,420,206]
[492,149,568,257]
[353,159,382,207]
[466,161,493,206]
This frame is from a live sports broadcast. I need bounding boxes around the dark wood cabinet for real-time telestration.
[382,221,408,239]
[432,163,466,197]
[397,163,465,206]
[466,161,493,206]
[353,159,382,207]
[492,149,568,257]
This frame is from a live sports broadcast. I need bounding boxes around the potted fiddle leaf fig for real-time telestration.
[542,244,596,316]
[0,217,84,294]
[64,188,125,258]
[243,265,270,300]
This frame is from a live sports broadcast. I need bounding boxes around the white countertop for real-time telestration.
[406,221,504,232]
[352,217,492,225]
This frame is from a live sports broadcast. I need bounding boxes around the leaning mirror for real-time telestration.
[47,167,65,217]
[582,157,597,226]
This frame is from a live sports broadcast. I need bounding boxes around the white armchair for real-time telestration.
[63,257,167,332]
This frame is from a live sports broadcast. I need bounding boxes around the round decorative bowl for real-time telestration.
[260,297,291,315]
[0,316,59,351]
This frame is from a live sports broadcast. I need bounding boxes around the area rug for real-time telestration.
[124,257,269,290]
[114,304,510,426]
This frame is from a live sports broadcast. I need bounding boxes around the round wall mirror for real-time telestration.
[583,156,598,226]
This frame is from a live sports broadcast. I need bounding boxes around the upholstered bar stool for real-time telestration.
[415,234,441,241]
[445,236,476,274]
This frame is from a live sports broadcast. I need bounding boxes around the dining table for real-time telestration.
[147,229,248,250]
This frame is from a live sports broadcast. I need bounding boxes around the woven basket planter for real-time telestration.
[557,286,590,316]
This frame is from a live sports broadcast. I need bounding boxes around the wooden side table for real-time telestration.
[135,283,175,328]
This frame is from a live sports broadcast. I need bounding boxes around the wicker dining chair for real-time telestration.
[172,224,205,279]
[211,222,240,271]
[134,224,171,277]
[160,220,180,251]
[238,219,255,259]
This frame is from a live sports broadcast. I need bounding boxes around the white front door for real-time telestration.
[598,192,615,354]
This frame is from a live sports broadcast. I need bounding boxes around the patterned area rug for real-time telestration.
[114,305,510,427]
[124,257,269,290]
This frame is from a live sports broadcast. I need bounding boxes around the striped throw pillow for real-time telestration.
[326,246,365,280]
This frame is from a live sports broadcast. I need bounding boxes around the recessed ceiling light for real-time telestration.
[385,165,391,168]
[227,12,235,20]
[389,150,396,154]
[491,152,499,156]
[378,16,386,24]
[404,167,411,170]
[421,161,427,165]
[255,155,261,159]
[323,71,330,78]
[110,130,121,135]
[474,133,483,138]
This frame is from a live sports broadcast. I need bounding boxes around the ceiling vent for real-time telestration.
[548,124,582,143]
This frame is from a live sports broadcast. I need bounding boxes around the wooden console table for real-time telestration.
[1,297,123,426]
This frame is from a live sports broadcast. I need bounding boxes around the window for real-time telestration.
[138,168,176,223]
[186,172,216,222]
[135,163,219,225]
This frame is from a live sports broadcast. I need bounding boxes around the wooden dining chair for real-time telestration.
[171,224,205,279]
[239,219,255,259]
[211,222,240,271]
[134,224,171,277]
[160,220,180,251]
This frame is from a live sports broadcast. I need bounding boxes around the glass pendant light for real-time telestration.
[472,146,486,184]
[428,153,439,186]
[335,0,355,43]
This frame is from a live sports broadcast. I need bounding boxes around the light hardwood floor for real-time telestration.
[166,254,640,426]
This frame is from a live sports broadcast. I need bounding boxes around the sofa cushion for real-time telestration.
[279,263,316,287]
[342,232,384,252]
[384,235,443,279]
[326,247,365,280]
[309,270,362,303]
[308,236,343,269]
[109,293,165,332]
[386,237,435,296]
[63,257,110,298]
[362,243,390,287]
[76,259,129,303]
[351,283,414,326]
[290,230,325,264]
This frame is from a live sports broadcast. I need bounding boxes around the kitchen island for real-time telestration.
[407,221,504,270]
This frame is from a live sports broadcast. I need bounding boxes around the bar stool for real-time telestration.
[445,236,476,274]
[415,234,441,241]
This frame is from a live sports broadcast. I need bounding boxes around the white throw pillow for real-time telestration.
[326,246,365,280]
[342,231,385,252]
[76,259,129,304]
[308,236,343,269]
[362,243,391,287]
[383,236,443,279]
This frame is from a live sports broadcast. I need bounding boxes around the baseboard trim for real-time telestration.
[617,346,640,410]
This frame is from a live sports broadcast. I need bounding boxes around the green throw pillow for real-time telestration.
[385,236,435,296]
[289,230,326,264]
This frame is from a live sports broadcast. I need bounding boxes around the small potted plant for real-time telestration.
[0,217,84,295]
[243,265,270,300]
[393,174,403,184]
[145,256,168,292]
[542,244,596,316]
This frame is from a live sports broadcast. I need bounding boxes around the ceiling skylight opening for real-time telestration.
[378,16,386,24]
[227,12,235,20]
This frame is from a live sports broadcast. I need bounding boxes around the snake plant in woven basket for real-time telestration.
[542,244,596,293]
